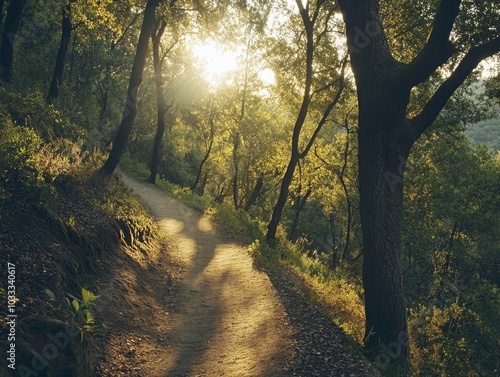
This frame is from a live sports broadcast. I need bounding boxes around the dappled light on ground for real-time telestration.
[115,171,292,377]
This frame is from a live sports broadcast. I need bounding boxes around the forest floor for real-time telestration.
[95,170,376,377]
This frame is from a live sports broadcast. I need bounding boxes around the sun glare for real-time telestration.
[191,39,276,90]
[259,68,276,86]
[192,40,239,85]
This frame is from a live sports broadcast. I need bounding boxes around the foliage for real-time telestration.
[44,288,107,337]
[466,113,500,151]
[0,89,87,202]
[409,300,499,376]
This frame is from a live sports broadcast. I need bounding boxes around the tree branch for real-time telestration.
[299,56,347,158]
[112,13,141,50]
[409,37,500,140]
[315,4,337,46]
[400,0,462,88]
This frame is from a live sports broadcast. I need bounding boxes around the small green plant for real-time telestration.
[43,288,107,337]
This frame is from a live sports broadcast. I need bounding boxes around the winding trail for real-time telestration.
[115,171,293,376]
[97,171,376,377]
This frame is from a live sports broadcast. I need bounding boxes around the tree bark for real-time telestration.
[0,0,27,84]
[266,152,300,240]
[357,119,411,370]
[338,124,352,261]
[265,1,313,240]
[338,0,500,373]
[244,173,264,212]
[149,19,167,184]
[102,0,160,175]
[47,3,73,103]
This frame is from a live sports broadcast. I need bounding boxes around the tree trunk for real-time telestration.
[192,109,215,191]
[200,170,209,195]
[342,202,352,260]
[149,20,167,184]
[232,132,240,209]
[244,174,264,212]
[0,0,5,35]
[329,214,340,268]
[266,153,299,240]
[265,1,346,240]
[98,15,140,133]
[265,1,313,240]
[357,119,411,371]
[288,187,312,242]
[191,133,213,191]
[47,3,72,103]
[102,0,160,175]
[338,0,500,373]
[0,0,27,84]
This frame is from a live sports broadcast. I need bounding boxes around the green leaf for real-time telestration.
[81,288,100,308]
[43,289,56,301]
[72,299,80,312]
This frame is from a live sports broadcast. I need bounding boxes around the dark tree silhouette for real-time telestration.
[47,1,74,103]
[102,0,161,175]
[149,19,168,184]
[338,0,500,372]
[0,0,27,84]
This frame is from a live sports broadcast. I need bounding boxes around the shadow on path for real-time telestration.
[116,170,293,377]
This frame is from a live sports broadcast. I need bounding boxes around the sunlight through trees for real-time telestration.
[1,0,499,375]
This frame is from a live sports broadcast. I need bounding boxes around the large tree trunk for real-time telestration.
[102,0,160,175]
[357,114,411,371]
[149,19,167,184]
[338,0,500,373]
[47,3,72,103]
[0,0,27,84]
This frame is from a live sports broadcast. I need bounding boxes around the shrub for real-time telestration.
[409,301,499,376]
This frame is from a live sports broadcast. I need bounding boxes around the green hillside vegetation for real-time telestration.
[0,89,160,376]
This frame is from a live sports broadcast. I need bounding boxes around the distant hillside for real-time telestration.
[466,112,500,151]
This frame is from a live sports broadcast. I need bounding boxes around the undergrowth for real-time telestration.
[0,89,159,376]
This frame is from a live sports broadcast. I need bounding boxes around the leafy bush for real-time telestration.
[209,205,262,243]
[0,119,43,188]
[0,90,91,200]
[0,88,82,141]
[409,300,499,376]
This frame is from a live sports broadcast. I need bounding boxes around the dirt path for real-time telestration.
[97,171,294,377]
[95,171,376,377]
